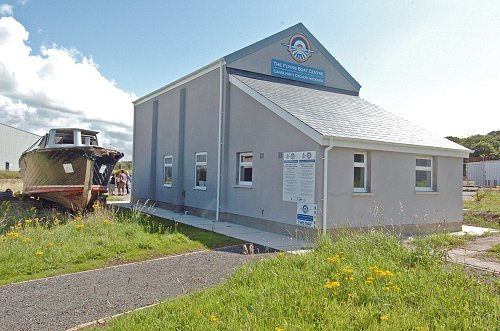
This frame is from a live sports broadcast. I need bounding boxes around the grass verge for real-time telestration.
[95,231,499,330]
[0,201,241,285]
[463,190,500,230]
[0,170,22,179]
[486,243,500,260]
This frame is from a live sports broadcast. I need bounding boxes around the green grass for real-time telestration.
[0,201,241,285]
[0,170,22,179]
[463,190,500,213]
[486,243,500,260]
[463,190,500,230]
[413,232,476,248]
[95,231,500,330]
[463,213,500,230]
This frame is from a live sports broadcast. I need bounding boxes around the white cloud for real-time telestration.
[0,16,136,159]
[0,4,13,16]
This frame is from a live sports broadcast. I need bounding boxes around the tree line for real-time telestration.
[446,131,500,160]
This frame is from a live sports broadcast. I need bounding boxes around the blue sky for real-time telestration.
[0,0,499,159]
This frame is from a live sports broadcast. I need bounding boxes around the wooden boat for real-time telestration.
[19,128,123,210]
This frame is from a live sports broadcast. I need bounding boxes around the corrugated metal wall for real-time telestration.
[0,124,41,171]
[466,160,500,186]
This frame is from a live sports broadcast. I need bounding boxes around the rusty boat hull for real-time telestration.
[20,146,123,210]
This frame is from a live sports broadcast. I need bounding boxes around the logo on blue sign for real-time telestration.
[281,34,315,63]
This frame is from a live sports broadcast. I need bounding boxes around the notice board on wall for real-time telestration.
[282,151,316,203]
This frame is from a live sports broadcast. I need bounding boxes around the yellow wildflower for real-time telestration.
[324,280,341,289]
[35,251,44,256]
[391,285,401,291]
[276,328,285,331]
[75,224,85,230]
[46,242,54,247]
[25,219,32,224]
[210,313,218,321]
[365,277,375,284]
[383,287,390,292]
[327,254,341,263]
[6,232,19,239]
[0,237,6,242]
[380,314,389,321]
[344,276,355,281]
[342,266,353,273]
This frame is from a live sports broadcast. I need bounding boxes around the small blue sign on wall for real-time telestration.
[271,59,325,85]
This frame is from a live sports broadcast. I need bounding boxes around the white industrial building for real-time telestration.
[0,123,41,171]
[466,160,500,187]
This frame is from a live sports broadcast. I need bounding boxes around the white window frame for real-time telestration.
[415,157,433,191]
[194,152,207,190]
[353,152,367,192]
[163,155,173,187]
[238,152,253,186]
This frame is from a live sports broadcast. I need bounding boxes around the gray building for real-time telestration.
[132,23,470,236]
[0,123,40,171]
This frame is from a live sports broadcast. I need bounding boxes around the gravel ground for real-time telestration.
[0,249,260,331]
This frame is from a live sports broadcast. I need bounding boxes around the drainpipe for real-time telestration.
[322,138,334,234]
[216,59,225,221]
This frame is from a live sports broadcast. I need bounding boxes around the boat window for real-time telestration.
[81,135,98,146]
[54,132,74,144]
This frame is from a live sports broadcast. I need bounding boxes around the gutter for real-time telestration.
[322,138,334,234]
[216,59,226,221]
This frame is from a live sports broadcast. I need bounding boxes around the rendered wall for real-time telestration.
[222,83,322,232]
[327,148,463,232]
[132,68,221,214]
[132,100,154,199]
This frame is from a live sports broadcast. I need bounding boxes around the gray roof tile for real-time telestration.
[231,75,469,152]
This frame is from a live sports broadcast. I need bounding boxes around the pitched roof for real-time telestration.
[229,74,470,156]
[224,23,361,91]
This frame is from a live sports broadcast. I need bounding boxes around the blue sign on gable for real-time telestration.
[271,59,325,85]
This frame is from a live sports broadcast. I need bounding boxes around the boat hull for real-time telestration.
[20,147,123,210]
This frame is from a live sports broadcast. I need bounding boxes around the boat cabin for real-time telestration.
[40,128,101,148]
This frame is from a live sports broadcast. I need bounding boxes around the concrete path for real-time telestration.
[0,249,256,331]
[447,233,500,275]
[113,202,314,252]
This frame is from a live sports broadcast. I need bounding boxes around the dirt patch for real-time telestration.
[470,212,500,224]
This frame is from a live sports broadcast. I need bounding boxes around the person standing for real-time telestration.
[109,174,116,195]
[125,171,131,195]
[118,170,127,196]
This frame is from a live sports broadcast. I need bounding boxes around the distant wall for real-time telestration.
[466,160,500,187]
[0,124,40,171]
